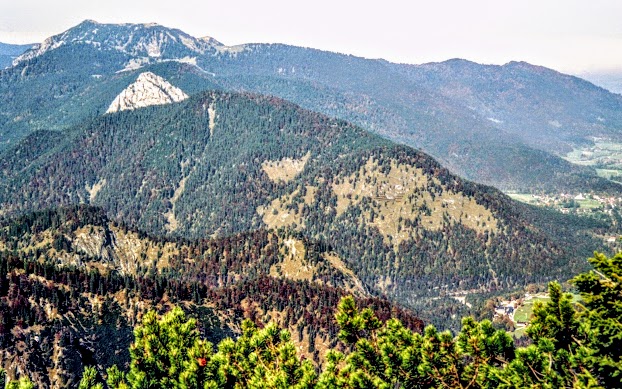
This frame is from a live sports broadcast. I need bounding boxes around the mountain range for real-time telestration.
[0,20,620,386]
[0,82,608,315]
[2,20,622,192]
[0,17,617,325]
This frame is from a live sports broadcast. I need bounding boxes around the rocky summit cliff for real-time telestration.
[106,71,188,113]
[12,20,218,67]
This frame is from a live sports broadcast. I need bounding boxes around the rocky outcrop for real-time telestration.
[12,20,219,66]
[106,72,188,113]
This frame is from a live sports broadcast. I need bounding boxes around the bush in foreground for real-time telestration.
[69,250,622,388]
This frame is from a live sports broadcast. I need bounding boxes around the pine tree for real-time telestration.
[5,377,34,389]
[495,282,599,388]
[107,306,214,389]
[59,249,622,388]
[105,306,316,389]
[78,366,103,389]
[572,251,622,387]
[105,365,128,389]
[214,320,317,389]
[321,296,514,388]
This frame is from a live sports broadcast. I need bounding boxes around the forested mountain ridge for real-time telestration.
[2,21,622,192]
[5,219,622,388]
[0,45,218,147]
[0,205,423,387]
[394,59,622,152]
[0,43,31,69]
[0,90,609,326]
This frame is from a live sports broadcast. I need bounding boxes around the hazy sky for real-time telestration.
[1,0,622,74]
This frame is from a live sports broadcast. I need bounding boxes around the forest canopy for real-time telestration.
[58,250,621,388]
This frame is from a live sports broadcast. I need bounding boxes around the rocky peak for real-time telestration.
[12,20,221,66]
[200,36,224,46]
[106,72,188,113]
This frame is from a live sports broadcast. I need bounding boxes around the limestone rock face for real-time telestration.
[106,72,188,113]
[13,20,221,66]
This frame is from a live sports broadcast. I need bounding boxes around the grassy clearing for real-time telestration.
[513,326,527,339]
[323,252,366,294]
[260,156,499,250]
[597,141,622,151]
[506,193,602,211]
[262,153,310,183]
[596,168,622,181]
[576,199,602,210]
[257,185,317,230]
[270,238,315,282]
[332,157,498,247]
[507,193,539,204]
[513,293,581,331]
[564,140,622,181]
[513,296,550,323]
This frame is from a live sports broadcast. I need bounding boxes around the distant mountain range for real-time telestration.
[2,20,622,192]
[0,42,32,69]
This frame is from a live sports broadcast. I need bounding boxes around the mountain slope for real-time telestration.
[580,70,622,94]
[202,45,622,192]
[0,205,422,387]
[0,42,32,69]
[394,59,622,152]
[0,91,607,318]
[12,19,217,66]
[3,21,622,192]
[0,45,218,147]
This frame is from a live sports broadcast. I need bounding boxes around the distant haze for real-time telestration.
[1,0,622,74]
[579,71,622,94]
